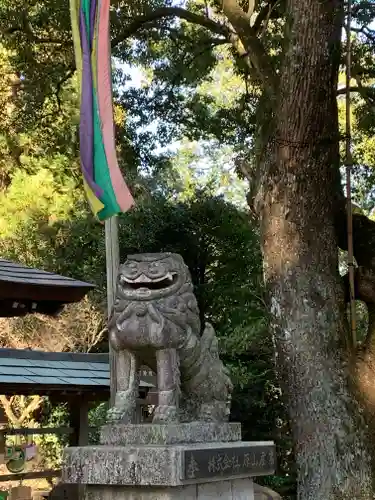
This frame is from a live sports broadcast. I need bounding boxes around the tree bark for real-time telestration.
[256,0,374,498]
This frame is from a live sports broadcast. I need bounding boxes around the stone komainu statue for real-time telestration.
[107,253,233,424]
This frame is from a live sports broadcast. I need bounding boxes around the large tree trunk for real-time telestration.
[256,0,374,498]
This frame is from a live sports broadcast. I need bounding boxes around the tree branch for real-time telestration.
[350,26,375,44]
[248,0,256,16]
[18,396,43,425]
[2,27,69,44]
[204,0,210,18]
[113,4,276,95]
[252,0,279,33]
[0,395,43,428]
[352,1,375,16]
[0,396,19,426]
[112,7,230,47]
[221,0,277,94]
[337,86,375,96]
[54,69,76,111]
[2,11,71,46]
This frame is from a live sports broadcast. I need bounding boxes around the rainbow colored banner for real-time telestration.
[69,0,134,221]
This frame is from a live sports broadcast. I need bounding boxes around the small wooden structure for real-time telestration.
[0,348,155,440]
[0,348,155,490]
[0,259,94,317]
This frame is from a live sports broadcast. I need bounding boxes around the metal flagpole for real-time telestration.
[105,215,120,406]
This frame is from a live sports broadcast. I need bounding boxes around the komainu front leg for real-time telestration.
[106,350,139,423]
[153,348,180,424]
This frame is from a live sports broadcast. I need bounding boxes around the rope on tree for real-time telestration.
[345,0,356,348]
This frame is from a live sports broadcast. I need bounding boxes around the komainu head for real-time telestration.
[117,252,190,302]
[111,253,201,350]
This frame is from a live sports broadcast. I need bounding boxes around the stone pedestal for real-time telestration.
[84,479,254,500]
[62,423,276,500]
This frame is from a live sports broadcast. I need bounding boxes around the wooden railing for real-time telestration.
[0,427,97,437]
[0,427,73,437]
[0,470,61,483]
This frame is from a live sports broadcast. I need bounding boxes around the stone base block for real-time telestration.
[100,422,242,446]
[254,483,281,499]
[84,478,254,500]
[63,441,275,487]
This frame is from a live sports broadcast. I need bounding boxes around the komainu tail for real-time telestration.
[199,323,233,398]
[179,322,233,422]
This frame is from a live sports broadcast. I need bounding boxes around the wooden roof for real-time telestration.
[0,259,95,316]
[0,348,155,397]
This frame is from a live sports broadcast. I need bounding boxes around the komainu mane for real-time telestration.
[107,252,233,423]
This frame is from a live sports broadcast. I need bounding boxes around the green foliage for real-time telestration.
[32,402,70,470]
[166,139,248,206]
[9,1,375,496]
[88,402,109,444]
[0,167,79,236]
[33,400,109,466]
[0,165,87,278]
[116,191,261,327]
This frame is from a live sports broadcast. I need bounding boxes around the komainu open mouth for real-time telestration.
[122,272,178,291]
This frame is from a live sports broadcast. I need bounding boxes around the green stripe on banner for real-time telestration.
[92,93,121,220]
[81,0,91,36]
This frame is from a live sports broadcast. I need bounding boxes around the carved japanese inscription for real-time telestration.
[182,444,276,481]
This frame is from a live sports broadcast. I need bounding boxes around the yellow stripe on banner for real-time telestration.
[83,178,105,216]
[69,0,83,91]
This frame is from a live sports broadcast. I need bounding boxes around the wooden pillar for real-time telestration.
[68,396,89,447]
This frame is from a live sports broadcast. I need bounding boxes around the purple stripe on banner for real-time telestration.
[89,0,97,49]
[79,7,103,198]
